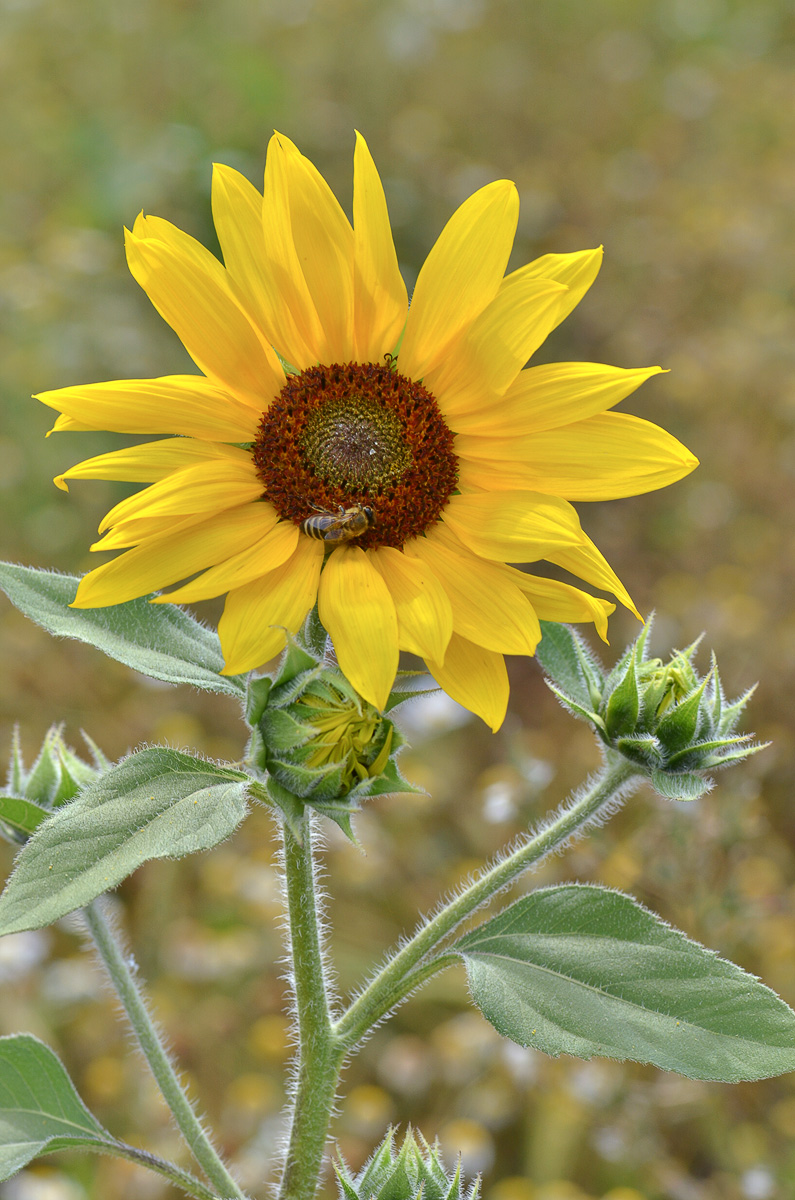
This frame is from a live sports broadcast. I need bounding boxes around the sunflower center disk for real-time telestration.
[253,361,458,550]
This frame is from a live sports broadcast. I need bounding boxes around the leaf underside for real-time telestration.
[0,562,245,695]
[0,1034,114,1180]
[0,749,250,934]
[457,884,795,1082]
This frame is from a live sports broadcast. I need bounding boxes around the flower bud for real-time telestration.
[0,726,106,843]
[537,619,766,801]
[247,622,420,840]
[335,1127,480,1200]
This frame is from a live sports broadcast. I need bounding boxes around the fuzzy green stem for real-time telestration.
[336,755,639,1046]
[277,813,346,1200]
[92,1139,223,1200]
[83,900,247,1200]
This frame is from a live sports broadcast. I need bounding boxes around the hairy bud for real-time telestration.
[335,1127,480,1200]
[0,726,108,843]
[246,612,420,840]
[537,618,766,801]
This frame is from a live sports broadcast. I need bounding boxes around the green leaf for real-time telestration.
[0,796,49,838]
[0,563,246,695]
[456,884,795,1082]
[536,622,603,713]
[0,749,251,934]
[0,1034,114,1179]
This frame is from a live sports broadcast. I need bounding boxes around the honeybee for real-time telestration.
[300,503,376,543]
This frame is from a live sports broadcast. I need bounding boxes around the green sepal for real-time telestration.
[6,728,24,796]
[545,683,603,729]
[718,685,758,735]
[245,676,273,728]
[296,604,328,659]
[384,669,441,713]
[666,734,756,772]
[265,774,357,844]
[385,684,441,712]
[655,676,709,754]
[649,770,711,801]
[267,755,351,804]
[275,647,321,696]
[537,621,605,712]
[603,645,640,739]
[308,800,357,844]
[260,705,318,754]
[80,732,111,772]
[704,741,770,769]
[23,731,62,809]
[612,733,664,771]
[262,777,309,843]
[334,1127,479,1200]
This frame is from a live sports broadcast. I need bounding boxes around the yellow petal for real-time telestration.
[425,633,509,732]
[368,545,452,663]
[399,179,519,380]
[157,518,297,604]
[509,570,615,642]
[125,223,284,406]
[261,137,327,364]
[450,363,664,436]
[457,411,698,500]
[54,438,249,492]
[267,133,355,362]
[91,512,216,551]
[73,504,271,607]
[406,530,540,655]
[219,536,324,674]
[212,163,317,371]
[352,131,408,360]
[97,454,262,533]
[423,276,567,419]
[547,532,641,620]
[502,247,603,331]
[37,376,261,442]
[317,545,399,711]
[211,165,275,337]
[441,490,584,562]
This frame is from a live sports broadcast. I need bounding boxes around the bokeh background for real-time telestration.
[2,0,795,1197]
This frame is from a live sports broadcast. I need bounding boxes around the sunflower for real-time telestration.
[37,133,697,730]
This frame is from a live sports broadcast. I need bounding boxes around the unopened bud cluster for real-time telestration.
[0,726,106,844]
[335,1127,479,1200]
[539,620,765,800]
[246,623,418,839]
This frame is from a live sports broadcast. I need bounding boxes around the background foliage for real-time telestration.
[1,1,794,1197]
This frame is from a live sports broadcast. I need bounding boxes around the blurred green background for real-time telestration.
[2,0,795,1197]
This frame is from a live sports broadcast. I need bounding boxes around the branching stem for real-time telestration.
[84,899,248,1200]
[335,755,639,1047]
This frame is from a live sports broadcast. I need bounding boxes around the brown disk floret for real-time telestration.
[252,361,458,550]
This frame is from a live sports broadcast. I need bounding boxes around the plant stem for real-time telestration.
[336,754,639,1047]
[276,813,346,1200]
[94,1139,223,1200]
[83,899,248,1200]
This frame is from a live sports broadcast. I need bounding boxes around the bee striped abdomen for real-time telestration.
[300,504,375,543]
